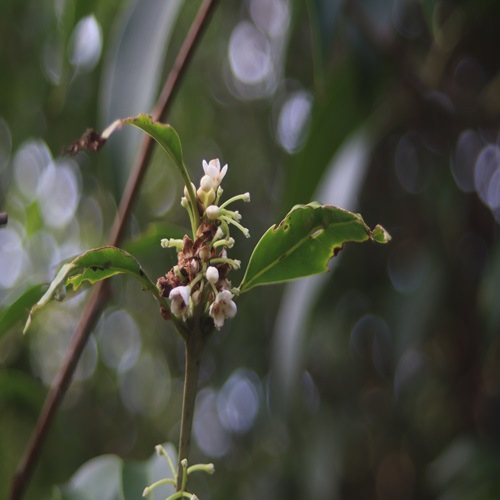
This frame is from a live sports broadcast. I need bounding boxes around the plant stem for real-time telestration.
[9,2,219,499]
[176,322,207,491]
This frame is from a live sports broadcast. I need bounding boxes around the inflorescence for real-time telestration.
[157,159,250,330]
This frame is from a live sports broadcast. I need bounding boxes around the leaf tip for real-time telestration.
[372,224,391,244]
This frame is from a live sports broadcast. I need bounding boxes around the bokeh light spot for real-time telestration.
[27,231,60,281]
[249,0,290,39]
[13,140,52,202]
[0,227,24,288]
[119,352,170,416]
[30,311,98,385]
[97,309,142,372]
[38,159,81,229]
[474,144,500,207]
[194,388,232,458]
[229,21,272,85]
[276,90,312,153]
[451,129,483,192]
[69,15,103,71]
[217,369,261,434]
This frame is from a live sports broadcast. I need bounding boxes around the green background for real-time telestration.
[1,0,500,498]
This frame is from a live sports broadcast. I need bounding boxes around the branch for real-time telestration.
[9,1,219,499]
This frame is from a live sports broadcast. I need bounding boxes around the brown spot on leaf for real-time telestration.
[63,129,107,155]
[333,245,343,257]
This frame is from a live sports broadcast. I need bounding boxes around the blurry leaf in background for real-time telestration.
[100,0,184,191]
[55,444,177,500]
[282,62,368,211]
[0,284,47,339]
[271,129,375,403]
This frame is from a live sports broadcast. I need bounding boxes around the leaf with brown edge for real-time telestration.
[238,202,391,293]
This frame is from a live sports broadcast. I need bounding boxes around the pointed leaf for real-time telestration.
[67,115,197,228]
[122,114,184,172]
[239,203,390,292]
[0,284,47,338]
[24,246,166,333]
[68,114,184,174]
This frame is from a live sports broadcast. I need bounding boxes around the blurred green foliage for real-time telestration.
[2,0,500,499]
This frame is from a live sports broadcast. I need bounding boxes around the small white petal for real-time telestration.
[219,164,228,182]
[169,286,190,307]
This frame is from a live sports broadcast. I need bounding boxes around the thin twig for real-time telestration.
[9,1,219,499]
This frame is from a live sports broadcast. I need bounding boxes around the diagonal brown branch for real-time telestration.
[9,1,219,499]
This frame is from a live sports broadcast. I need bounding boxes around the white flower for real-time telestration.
[209,290,237,330]
[202,159,227,188]
[169,286,191,319]
[206,266,219,284]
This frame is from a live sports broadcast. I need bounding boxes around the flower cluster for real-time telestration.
[157,159,250,330]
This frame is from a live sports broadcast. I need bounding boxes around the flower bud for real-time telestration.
[206,205,219,220]
[206,266,219,284]
[197,187,216,208]
[184,182,196,202]
[200,175,213,191]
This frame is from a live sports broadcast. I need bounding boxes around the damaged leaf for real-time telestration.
[238,202,390,293]
[23,246,169,333]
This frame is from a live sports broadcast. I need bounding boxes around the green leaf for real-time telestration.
[239,203,390,292]
[123,114,184,173]
[0,284,47,338]
[99,114,199,234]
[24,246,166,334]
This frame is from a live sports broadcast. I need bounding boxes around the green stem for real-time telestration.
[176,321,207,491]
[180,170,200,238]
